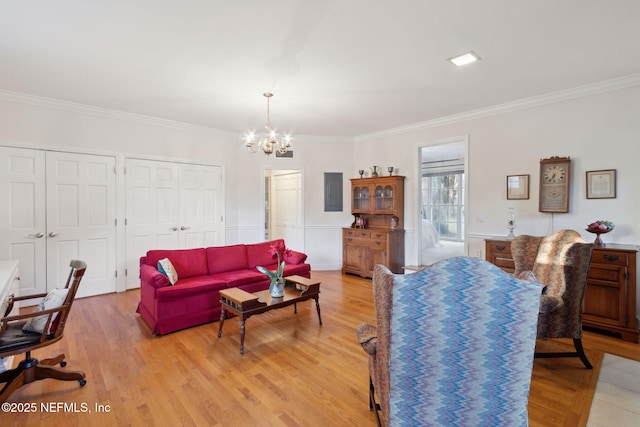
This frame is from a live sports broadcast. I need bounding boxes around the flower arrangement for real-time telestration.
[256,241,291,297]
[586,220,614,233]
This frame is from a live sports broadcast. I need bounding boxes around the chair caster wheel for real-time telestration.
[79,379,87,386]
[60,361,67,367]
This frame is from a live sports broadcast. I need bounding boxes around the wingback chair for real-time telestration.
[356,258,541,427]
[511,229,594,368]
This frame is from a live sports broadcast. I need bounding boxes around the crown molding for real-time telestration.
[3,72,640,143]
[355,73,640,142]
[0,90,237,137]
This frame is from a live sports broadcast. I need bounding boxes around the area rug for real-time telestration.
[586,353,640,426]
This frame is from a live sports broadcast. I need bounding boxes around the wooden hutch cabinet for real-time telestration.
[342,176,405,278]
[486,239,639,343]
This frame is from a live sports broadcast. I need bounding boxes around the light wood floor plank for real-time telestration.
[3,270,639,426]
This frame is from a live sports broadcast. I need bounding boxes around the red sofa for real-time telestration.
[136,239,310,335]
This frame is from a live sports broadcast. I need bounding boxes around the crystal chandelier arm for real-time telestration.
[245,92,292,155]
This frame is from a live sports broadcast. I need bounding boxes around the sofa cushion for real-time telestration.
[237,280,272,294]
[146,248,208,279]
[212,269,268,287]
[285,250,307,264]
[207,244,248,274]
[155,276,227,302]
[246,239,285,268]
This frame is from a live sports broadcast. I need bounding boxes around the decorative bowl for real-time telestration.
[585,220,614,246]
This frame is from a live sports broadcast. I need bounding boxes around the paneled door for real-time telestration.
[0,147,117,298]
[45,152,117,298]
[0,147,47,295]
[179,163,224,248]
[125,159,224,290]
[270,170,304,251]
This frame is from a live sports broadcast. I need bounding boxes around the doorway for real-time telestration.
[264,169,304,251]
[418,139,467,265]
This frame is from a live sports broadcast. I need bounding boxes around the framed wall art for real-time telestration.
[539,156,571,213]
[507,174,529,200]
[586,169,616,199]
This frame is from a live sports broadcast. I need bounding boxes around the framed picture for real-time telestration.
[507,174,529,200]
[586,169,616,199]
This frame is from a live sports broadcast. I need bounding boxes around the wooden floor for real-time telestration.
[4,270,640,426]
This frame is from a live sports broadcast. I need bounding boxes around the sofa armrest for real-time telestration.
[285,250,308,265]
[140,264,170,289]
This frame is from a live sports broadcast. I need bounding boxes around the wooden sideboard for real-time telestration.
[342,176,405,278]
[486,239,639,343]
[342,228,405,278]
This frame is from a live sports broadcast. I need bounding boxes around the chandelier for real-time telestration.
[244,92,292,155]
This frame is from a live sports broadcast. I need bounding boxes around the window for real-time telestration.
[421,171,465,241]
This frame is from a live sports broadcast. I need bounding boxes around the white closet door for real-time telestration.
[179,163,224,249]
[271,171,304,251]
[46,152,117,298]
[125,159,224,290]
[0,147,47,295]
[125,159,180,289]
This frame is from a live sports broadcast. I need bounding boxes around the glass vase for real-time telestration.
[269,277,285,298]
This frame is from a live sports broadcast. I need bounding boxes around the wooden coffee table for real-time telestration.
[217,275,322,354]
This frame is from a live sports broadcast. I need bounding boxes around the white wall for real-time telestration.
[0,93,355,278]
[354,85,640,318]
[229,137,353,269]
[0,93,238,292]
[354,86,640,256]
[2,84,640,315]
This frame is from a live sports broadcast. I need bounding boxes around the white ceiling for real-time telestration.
[1,1,639,139]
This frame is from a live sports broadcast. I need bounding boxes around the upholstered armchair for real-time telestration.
[0,260,87,402]
[356,258,541,426]
[511,229,594,368]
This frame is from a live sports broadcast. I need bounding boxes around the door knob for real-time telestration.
[180,226,191,231]
[48,232,57,237]
[28,232,44,238]
[169,227,178,231]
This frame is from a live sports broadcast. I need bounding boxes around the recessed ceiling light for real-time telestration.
[448,51,481,67]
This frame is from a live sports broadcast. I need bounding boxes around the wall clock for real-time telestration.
[539,156,571,213]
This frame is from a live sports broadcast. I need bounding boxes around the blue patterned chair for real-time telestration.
[356,258,541,426]
[511,229,594,368]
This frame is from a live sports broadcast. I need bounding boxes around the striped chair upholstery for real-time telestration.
[511,229,594,368]
[357,257,541,426]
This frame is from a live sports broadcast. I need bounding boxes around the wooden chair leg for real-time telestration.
[33,364,86,382]
[39,353,66,366]
[368,376,374,410]
[573,338,593,369]
[0,373,27,403]
[368,376,382,427]
[0,355,86,402]
[0,366,21,384]
[534,338,593,369]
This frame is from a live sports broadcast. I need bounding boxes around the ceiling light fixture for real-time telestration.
[448,51,481,67]
[244,92,292,156]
